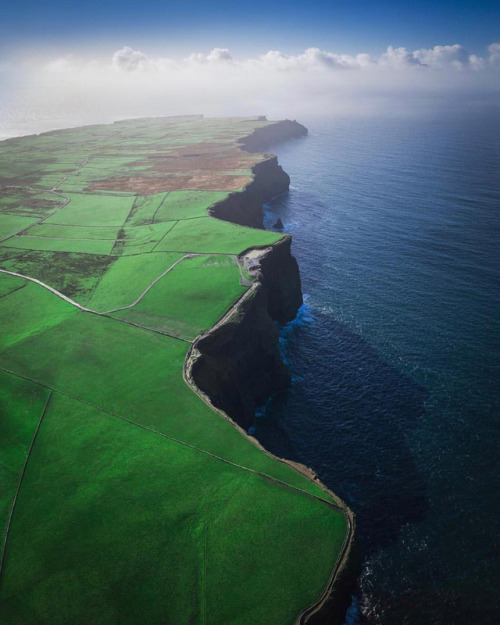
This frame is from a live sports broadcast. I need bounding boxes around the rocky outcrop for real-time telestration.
[243,236,303,325]
[208,120,307,228]
[191,236,302,430]
[194,121,307,424]
[239,119,308,152]
[208,156,290,228]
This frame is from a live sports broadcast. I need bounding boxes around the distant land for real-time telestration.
[0,116,355,624]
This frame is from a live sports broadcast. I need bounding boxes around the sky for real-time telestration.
[2,0,499,57]
[1,0,499,135]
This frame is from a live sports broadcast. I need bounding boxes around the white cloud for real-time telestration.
[413,44,471,69]
[112,46,150,71]
[489,42,500,66]
[185,47,233,64]
[379,46,423,68]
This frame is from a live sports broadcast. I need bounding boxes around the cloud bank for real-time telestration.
[104,42,500,73]
[2,42,499,135]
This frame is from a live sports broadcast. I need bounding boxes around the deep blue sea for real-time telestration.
[258,111,500,625]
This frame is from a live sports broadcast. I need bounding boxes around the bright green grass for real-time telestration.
[0,393,342,625]
[45,193,134,227]
[0,285,329,499]
[86,252,183,311]
[125,193,167,226]
[110,221,177,255]
[0,370,50,547]
[155,190,230,221]
[0,215,38,240]
[28,224,121,240]
[0,280,77,351]
[0,274,25,298]
[205,476,348,625]
[1,236,115,255]
[156,217,281,254]
[0,116,349,625]
[111,241,159,256]
[113,255,246,339]
[121,221,176,244]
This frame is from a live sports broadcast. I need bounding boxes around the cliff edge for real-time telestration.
[189,119,357,625]
[208,119,308,228]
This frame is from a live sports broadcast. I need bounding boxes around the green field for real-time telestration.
[0,116,350,625]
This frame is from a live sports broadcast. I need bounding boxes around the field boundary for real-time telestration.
[0,390,53,576]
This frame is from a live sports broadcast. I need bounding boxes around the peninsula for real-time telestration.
[0,116,354,624]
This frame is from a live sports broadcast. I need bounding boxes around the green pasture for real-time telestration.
[0,116,349,625]
[156,216,281,254]
[1,235,115,255]
[28,224,121,240]
[155,190,230,221]
[45,193,133,227]
[0,273,25,299]
[0,279,77,350]
[113,254,247,339]
[126,193,167,226]
[0,370,50,551]
[86,252,183,311]
[0,392,345,625]
[0,215,39,241]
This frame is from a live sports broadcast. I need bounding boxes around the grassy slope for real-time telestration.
[0,116,348,625]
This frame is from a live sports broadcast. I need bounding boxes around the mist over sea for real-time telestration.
[1,107,498,624]
[259,110,500,625]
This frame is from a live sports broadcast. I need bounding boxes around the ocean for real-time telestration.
[258,110,500,624]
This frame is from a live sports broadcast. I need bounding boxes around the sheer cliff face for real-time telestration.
[190,121,306,430]
[208,156,290,228]
[208,120,308,229]
[239,120,308,153]
[191,237,303,430]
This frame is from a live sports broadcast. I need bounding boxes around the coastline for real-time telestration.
[186,120,357,624]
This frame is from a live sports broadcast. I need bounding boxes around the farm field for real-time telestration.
[0,116,350,624]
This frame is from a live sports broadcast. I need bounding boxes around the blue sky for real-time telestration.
[2,0,499,58]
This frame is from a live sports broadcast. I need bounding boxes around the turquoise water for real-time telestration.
[258,111,500,624]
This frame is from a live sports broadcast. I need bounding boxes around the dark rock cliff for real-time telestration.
[208,120,307,228]
[208,156,290,228]
[194,122,306,427]
[239,119,308,152]
[191,237,302,430]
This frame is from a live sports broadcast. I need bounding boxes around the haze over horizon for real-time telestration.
[1,0,499,136]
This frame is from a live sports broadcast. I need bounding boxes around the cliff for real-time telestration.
[195,121,305,426]
[208,120,307,228]
[208,156,290,228]
[191,237,302,430]
[189,119,356,625]
[239,119,308,152]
